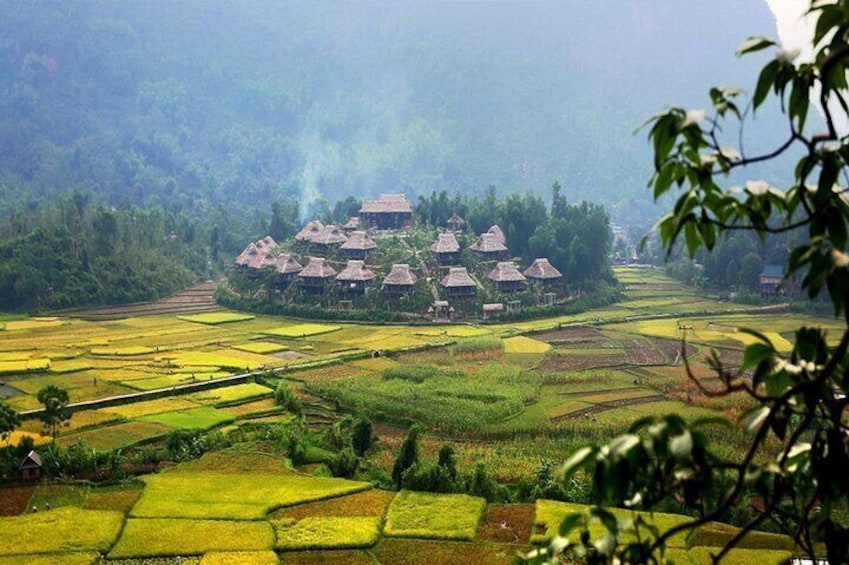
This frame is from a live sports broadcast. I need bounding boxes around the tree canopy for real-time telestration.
[534,2,849,563]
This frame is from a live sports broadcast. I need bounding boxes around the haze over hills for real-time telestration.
[1,1,779,228]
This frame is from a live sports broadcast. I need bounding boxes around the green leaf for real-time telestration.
[753,59,780,110]
[742,342,775,370]
[558,512,584,537]
[744,406,770,432]
[560,446,597,477]
[737,36,776,56]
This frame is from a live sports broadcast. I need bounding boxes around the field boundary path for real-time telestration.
[66,280,223,321]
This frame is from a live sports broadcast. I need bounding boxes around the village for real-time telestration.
[231,193,566,321]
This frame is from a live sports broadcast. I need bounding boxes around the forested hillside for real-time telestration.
[0,2,785,311]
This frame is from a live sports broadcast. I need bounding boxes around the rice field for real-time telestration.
[502,336,551,354]
[274,516,381,550]
[264,324,342,338]
[384,491,486,541]
[178,313,256,325]
[0,507,124,556]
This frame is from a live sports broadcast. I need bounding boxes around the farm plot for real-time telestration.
[138,406,235,430]
[264,323,342,338]
[178,313,256,325]
[271,488,395,520]
[200,551,280,565]
[0,507,123,556]
[59,420,172,450]
[108,518,274,558]
[384,490,486,541]
[131,472,372,520]
[273,516,381,550]
[373,539,519,565]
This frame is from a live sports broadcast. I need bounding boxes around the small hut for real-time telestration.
[295,220,324,242]
[470,233,508,260]
[275,253,303,283]
[430,233,461,265]
[310,225,348,253]
[429,300,453,320]
[446,214,466,233]
[336,260,376,295]
[340,231,378,260]
[383,264,418,296]
[19,450,42,481]
[487,261,527,292]
[482,303,505,320]
[298,257,337,293]
[342,216,361,233]
[486,224,506,245]
[523,258,563,286]
[440,267,477,298]
[234,242,259,271]
[359,193,413,230]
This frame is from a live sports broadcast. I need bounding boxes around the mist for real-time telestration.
[0,1,780,228]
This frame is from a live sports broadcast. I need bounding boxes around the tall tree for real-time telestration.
[0,401,20,446]
[540,3,849,564]
[37,385,71,443]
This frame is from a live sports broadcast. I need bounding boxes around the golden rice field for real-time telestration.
[178,312,256,325]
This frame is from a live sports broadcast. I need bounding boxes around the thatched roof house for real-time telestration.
[523,258,563,285]
[235,242,258,268]
[440,267,477,297]
[383,264,417,295]
[487,261,527,292]
[360,193,413,230]
[336,260,376,294]
[342,216,361,232]
[340,231,377,259]
[487,225,506,244]
[298,257,337,293]
[447,214,466,233]
[311,225,348,251]
[430,233,461,265]
[19,450,42,481]
[295,220,325,242]
[275,253,304,281]
[470,233,508,259]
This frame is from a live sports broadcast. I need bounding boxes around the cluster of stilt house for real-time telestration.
[234,194,563,318]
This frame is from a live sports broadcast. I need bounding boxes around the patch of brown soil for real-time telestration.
[0,486,34,515]
[478,503,534,544]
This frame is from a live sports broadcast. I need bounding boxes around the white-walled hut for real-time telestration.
[336,260,376,295]
[340,230,378,260]
[383,263,418,296]
[298,257,337,293]
[487,261,527,292]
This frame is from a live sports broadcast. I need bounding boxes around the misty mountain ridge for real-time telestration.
[1,1,782,228]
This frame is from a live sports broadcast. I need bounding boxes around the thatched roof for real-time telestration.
[483,303,505,313]
[336,260,376,282]
[343,216,361,230]
[430,232,460,254]
[275,253,303,275]
[311,225,348,246]
[383,264,417,287]
[295,220,325,242]
[261,236,279,249]
[523,258,563,280]
[447,214,466,230]
[487,225,506,244]
[487,261,527,283]
[470,233,508,253]
[298,257,337,279]
[235,242,258,267]
[360,193,413,214]
[340,231,377,251]
[441,267,477,288]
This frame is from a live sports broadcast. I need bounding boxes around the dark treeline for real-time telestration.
[417,182,614,288]
[0,191,257,311]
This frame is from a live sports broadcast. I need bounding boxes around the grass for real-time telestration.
[108,518,274,558]
[59,420,172,450]
[384,490,486,541]
[233,341,288,354]
[273,516,381,550]
[503,336,552,354]
[131,472,372,520]
[0,507,123,555]
[264,323,342,338]
[178,312,256,325]
[138,406,235,430]
[200,551,280,565]
[188,382,273,405]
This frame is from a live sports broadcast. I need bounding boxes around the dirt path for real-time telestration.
[69,280,223,321]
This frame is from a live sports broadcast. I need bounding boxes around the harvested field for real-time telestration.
[477,503,534,544]
[373,539,520,565]
[0,486,35,516]
[59,420,172,450]
[271,488,395,520]
[278,550,375,565]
